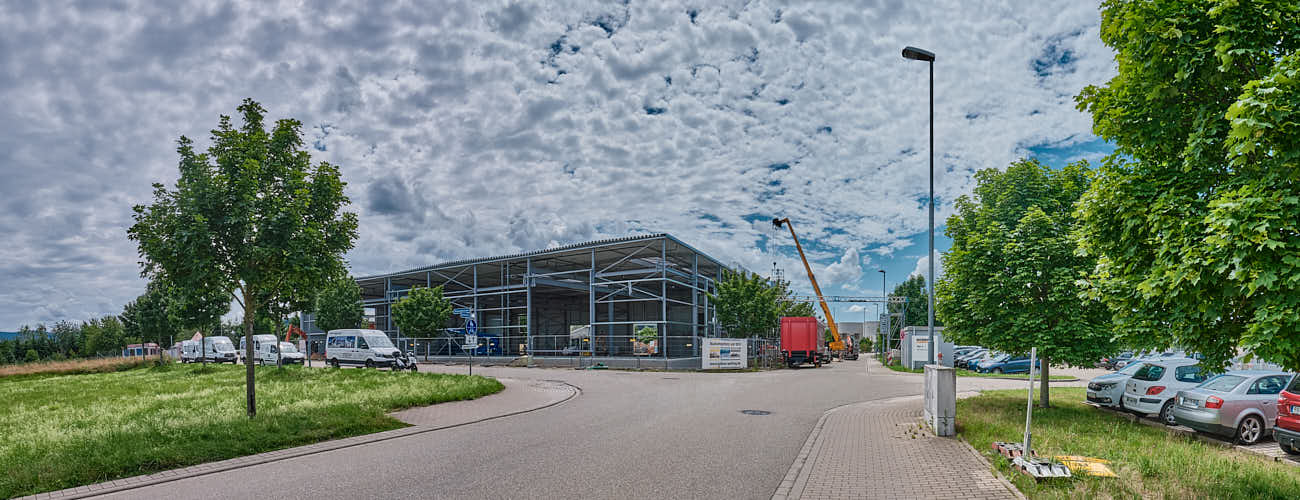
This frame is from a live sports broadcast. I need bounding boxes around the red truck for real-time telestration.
[781,317,825,369]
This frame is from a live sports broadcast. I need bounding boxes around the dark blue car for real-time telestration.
[976,354,1040,374]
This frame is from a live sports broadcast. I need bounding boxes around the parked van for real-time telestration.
[239,335,304,365]
[180,340,202,363]
[203,336,238,364]
[325,329,399,368]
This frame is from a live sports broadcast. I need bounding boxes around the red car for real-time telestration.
[1275,375,1300,455]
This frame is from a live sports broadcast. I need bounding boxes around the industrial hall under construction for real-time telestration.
[302,233,730,367]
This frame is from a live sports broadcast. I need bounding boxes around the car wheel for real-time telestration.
[365,359,375,369]
[329,358,340,368]
[1160,400,1177,426]
[410,365,418,372]
[1237,415,1264,445]
[992,368,1003,374]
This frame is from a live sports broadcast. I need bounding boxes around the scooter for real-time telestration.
[392,350,419,372]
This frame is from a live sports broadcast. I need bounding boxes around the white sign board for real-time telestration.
[702,338,747,369]
[912,336,930,361]
[464,334,478,349]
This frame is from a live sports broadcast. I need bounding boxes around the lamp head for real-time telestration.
[901,46,935,62]
[772,218,787,228]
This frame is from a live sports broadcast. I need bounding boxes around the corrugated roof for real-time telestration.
[355,233,673,281]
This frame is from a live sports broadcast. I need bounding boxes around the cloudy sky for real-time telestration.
[0,0,1116,328]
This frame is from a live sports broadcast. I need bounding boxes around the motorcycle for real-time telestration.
[392,350,419,372]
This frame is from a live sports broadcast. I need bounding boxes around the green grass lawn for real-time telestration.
[0,363,504,498]
[878,358,1074,380]
[958,387,1300,499]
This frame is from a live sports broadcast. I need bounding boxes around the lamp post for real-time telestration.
[902,45,936,365]
[878,269,887,353]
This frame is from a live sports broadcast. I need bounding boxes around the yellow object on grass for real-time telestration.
[1053,456,1118,478]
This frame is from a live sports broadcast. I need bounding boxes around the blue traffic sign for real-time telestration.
[454,307,474,319]
[465,318,478,335]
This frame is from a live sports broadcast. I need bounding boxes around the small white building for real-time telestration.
[899,326,952,369]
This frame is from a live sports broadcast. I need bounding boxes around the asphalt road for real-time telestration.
[100,360,1072,500]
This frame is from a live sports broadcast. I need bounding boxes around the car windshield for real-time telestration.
[991,355,1009,363]
[210,338,234,351]
[1117,362,1144,375]
[364,334,394,348]
[279,342,298,353]
[1198,374,1246,392]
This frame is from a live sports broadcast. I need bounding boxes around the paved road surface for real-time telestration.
[100,361,1067,499]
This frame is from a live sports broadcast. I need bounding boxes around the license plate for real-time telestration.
[1292,405,1300,415]
[1087,391,1097,399]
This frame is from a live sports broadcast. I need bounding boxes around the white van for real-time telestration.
[180,340,202,363]
[325,329,398,368]
[203,336,238,364]
[238,335,304,365]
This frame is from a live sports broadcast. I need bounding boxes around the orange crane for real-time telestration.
[773,218,846,354]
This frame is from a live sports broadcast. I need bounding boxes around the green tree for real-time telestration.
[391,286,453,338]
[314,278,364,332]
[129,99,358,416]
[884,275,934,339]
[24,349,38,363]
[121,283,179,359]
[50,320,80,358]
[937,159,1113,406]
[1074,0,1300,371]
[712,270,780,338]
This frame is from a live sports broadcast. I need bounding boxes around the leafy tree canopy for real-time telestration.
[314,277,364,332]
[1075,0,1300,370]
[885,274,936,337]
[391,286,453,338]
[712,270,813,338]
[128,99,358,415]
[937,159,1113,365]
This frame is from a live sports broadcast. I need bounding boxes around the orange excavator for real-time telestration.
[284,324,309,342]
[773,218,847,356]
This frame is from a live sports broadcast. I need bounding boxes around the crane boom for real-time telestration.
[773,218,845,352]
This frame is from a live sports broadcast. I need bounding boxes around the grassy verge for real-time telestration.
[0,363,503,498]
[958,387,1300,499]
[0,356,157,377]
[878,358,1073,380]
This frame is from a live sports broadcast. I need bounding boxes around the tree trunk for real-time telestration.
[1039,357,1050,408]
[244,292,257,418]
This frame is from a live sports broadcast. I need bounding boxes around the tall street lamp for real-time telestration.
[902,45,936,365]
[878,269,887,353]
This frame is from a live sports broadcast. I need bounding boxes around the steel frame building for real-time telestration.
[304,234,730,361]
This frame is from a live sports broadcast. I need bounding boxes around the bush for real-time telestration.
[23,350,38,363]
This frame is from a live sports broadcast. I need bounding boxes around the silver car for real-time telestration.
[1087,361,1147,408]
[1171,371,1296,445]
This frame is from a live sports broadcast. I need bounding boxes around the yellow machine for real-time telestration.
[773,218,846,353]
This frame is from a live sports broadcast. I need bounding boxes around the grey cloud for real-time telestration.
[0,0,1114,327]
[486,3,533,36]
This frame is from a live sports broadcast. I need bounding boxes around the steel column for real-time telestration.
[661,238,668,360]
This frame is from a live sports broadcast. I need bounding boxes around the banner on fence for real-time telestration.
[702,338,747,369]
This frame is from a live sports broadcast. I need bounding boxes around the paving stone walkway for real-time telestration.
[774,395,1021,500]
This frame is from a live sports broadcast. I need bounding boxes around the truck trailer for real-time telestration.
[781,316,825,368]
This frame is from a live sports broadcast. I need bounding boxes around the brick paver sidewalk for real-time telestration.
[775,395,1021,500]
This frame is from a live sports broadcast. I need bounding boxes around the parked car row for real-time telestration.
[1086,354,1300,452]
[950,346,1041,374]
